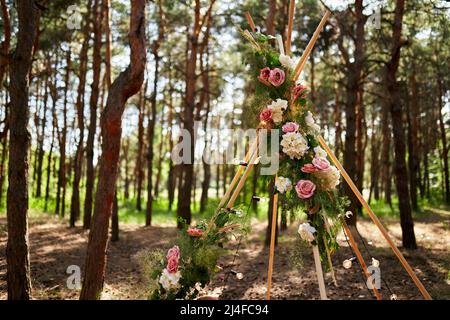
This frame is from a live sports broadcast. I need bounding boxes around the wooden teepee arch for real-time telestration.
[211,1,432,301]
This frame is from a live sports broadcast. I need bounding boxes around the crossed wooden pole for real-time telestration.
[215,1,431,301]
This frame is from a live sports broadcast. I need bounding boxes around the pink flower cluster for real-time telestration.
[296,157,331,199]
[258,67,285,87]
[292,84,308,102]
[166,245,180,274]
[301,157,330,173]
[187,227,204,237]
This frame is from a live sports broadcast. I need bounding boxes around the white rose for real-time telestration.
[279,54,296,70]
[268,99,288,124]
[280,132,309,159]
[298,222,316,242]
[159,268,181,291]
[305,111,320,133]
[314,146,328,158]
[275,176,292,194]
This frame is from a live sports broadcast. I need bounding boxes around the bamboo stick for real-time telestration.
[312,245,328,300]
[285,0,296,56]
[318,135,432,300]
[266,184,279,300]
[218,138,258,209]
[292,10,331,81]
[204,138,258,238]
[245,11,256,32]
[226,141,259,209]
[342,222,382,300]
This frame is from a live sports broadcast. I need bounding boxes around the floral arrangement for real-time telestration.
[136,211,248,300]
[242,30,349,264]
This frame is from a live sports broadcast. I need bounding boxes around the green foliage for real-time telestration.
[137,206,250,300]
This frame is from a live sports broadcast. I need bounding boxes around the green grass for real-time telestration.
[0,190,270,227]
[1,187,447,227]
[118,194,270,225]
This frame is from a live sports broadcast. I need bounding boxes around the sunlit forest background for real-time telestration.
[0,0,449,300]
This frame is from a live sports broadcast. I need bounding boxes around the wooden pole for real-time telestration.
[292,10,331,81]
[342,222,382,300]
[226,140,259,209]
[285,0,296,56]
[218,139,258,209]
[204,138,258,237]
[312,245,328,300]
[266,185,278,300]
[245,12,257,32]
[318,135,432,300]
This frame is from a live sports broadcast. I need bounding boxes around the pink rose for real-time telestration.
[301,163,317,173]
[187,227,204,237]
[258,67,271,85]
[282,122,299,133]
[295,179,316,199]
[292,84,308,101]
[269,68,285,87]
[167,255,179,273]
[259,108,273,122]
[312,157,330,171]
[167,245,180,260]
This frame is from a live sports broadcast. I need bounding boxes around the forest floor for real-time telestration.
[0,206,449,300]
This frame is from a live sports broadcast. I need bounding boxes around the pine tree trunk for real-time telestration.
[338,0,365,225]
[147,0,164,225]
[0,0,10,88]
[7,0,40,300]
[407,67,420,210]
[80,0,145,300]
[380,97,392,206]
[386,0,417,249]
[44,110,55,212]
[266,0,276,35]
[111,191,119,242]
[0,105,9,208]
[437,76,450,204]
[71,0,92,228]
[84,0,104,229]
[123,138,130,199]
[35,69,48,198]
[199,25,211,213]
[136,87,145,211]
[333,83,342,158]
[154,113,165,199]
[167,57,175,210]
[56,50,71,216]
[177,0,202,228]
